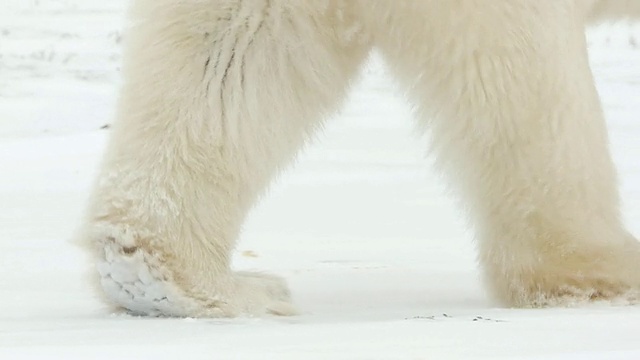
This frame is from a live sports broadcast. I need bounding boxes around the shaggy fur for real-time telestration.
[82,0,640,317]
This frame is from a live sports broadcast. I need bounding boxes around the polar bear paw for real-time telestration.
[96,239,296,317]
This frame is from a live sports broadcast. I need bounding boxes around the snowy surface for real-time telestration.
[1,2,640,359]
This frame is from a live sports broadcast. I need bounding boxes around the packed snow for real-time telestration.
[1,1,640,359]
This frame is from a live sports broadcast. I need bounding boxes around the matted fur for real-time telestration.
[81,0,640,317]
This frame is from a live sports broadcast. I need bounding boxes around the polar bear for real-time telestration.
[83,0,640,317]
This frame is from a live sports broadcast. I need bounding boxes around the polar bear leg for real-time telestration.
[370,1,640,307]
[84,0,370,317]
[588,0,640,22]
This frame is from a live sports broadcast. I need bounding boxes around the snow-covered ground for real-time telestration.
[1,2,640,359]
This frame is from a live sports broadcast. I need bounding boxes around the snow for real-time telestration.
[1,1,640,359]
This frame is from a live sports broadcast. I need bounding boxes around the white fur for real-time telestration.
[589,0,640,22]
[82,0,640,317]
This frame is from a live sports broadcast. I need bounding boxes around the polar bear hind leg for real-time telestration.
[589,0,640,22]
[84,0,371,317]
[369,1,640,307]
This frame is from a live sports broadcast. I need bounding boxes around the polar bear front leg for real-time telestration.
[84,0,370,317]
[373,2,640,307]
